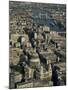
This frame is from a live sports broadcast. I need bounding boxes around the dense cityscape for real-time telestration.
[9,1,66,89]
